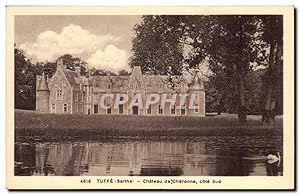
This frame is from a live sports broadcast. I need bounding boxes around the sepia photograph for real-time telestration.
[6,6,294,190]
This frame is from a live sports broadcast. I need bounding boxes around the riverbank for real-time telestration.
[15,109,283,141]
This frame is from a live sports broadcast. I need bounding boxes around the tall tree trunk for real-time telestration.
[262,41,277,126]
[217,98,222,115]
[217,105,222,115]
[262,86,274,125]
[238,78,247,124]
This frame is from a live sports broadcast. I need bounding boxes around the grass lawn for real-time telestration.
[14,109,283,141]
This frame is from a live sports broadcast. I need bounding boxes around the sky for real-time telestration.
[15,15,142,72]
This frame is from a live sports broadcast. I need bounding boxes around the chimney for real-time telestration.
[75,66,81,76]
[57,57,65,70]
[85,68,90,78]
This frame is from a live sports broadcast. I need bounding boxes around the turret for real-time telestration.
[188,70,205,116]
[36,72,50,113]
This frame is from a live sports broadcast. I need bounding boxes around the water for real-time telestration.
[14,135,282,176]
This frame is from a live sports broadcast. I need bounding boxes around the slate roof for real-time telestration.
[54,67,202,93]
[63,69,81,90]
[110,76,130,90]
[91,76,130,92]
[89,75,183,93]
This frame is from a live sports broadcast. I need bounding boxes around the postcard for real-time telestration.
[6,6,295,190]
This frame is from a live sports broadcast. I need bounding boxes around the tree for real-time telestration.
[35,61,57,77]
[130,15,190,75]
[202,16,260,124]
[58,54,88,75]
[130,15,262,124]
[205,69,239,115]
[173,15,261,123]
[91,68,106,76]
[244,69,266,115]
[15,48,36,110]
[118,69,131,76]
[257,16,283,125]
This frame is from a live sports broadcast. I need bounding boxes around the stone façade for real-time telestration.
[36,57,205,116]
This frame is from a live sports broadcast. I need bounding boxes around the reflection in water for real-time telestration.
[15,136,283,176]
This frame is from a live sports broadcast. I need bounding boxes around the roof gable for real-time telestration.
[49,69,78,90]
[128,66,144,90]
[63,69,81,89]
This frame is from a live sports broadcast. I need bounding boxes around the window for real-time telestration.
[132,106,138,115]
[75,92,80,102]
[118,97,124,114]
[147,105,152,114]
[51,104,56,113]
[181,105,186,115]
[64,104,68,113]
[119,104,124,114]
[87,93,91,102]
[94,104,99,114]
[80,103,83,112]
[107,107,112,114]
[74,103,77,112]
[158,105,163,114]
[56,89,62,99]
[195,103,199,113]
[171,105,176,115]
